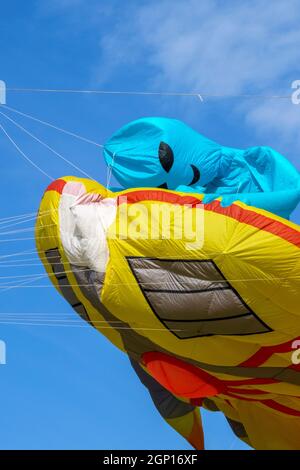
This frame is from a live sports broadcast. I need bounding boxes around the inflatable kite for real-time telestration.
[36,176,300,450]
[104,117,300,219]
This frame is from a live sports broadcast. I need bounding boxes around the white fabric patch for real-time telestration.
[59,183,117,273]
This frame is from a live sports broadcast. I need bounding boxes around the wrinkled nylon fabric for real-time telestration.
[36,176,300,449]
[104,117,300,219]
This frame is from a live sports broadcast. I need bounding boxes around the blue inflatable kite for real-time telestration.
[104,117,300,219]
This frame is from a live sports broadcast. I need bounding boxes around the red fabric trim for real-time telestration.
[239,336,300,368]
[223,377,276,386]
[118,190,201,208]
[226,387,269,395]
[190,398,203,406]
[226,393,300,416]
[45,179,66,195]
[226,392,263,402]
[117,189,300,248]
[262,399,300,417]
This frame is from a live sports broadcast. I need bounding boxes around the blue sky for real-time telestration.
[0,0,300,450]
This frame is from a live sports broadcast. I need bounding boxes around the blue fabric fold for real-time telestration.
[104,117,300,219]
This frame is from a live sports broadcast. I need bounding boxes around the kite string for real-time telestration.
[0,222,58,236]
[0,248,37,261]
[0,211,38,224]
[106,151,116,189]
[0,121,53,180]
[6,87,292,99]
[0,319,183,331]
[0,217,38,232]
[2,104,104,148]
[0,273,47,293]
[0,207,60,227]
[0,277,299,287]
[0,207,62,231]
[0,110,96,181]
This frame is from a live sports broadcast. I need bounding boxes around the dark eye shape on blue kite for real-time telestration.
[158,142,200,189]
[159,141,174,173]
[189,164,200,186]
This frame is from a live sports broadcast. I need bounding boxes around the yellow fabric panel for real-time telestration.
[36,178,300,379]
[102,195,300,370]
[206,396,240,423]
[208,394,300,449]
[232,398,300,450]
[36,177,300,449]
[35,177,125,352]
[36,189,61,292]
[166,409,203,450]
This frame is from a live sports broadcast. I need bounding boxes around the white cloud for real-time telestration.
[138,0,300,92]
[244,98,300,161]
[96,0,300,147]
[37,0,300,150]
